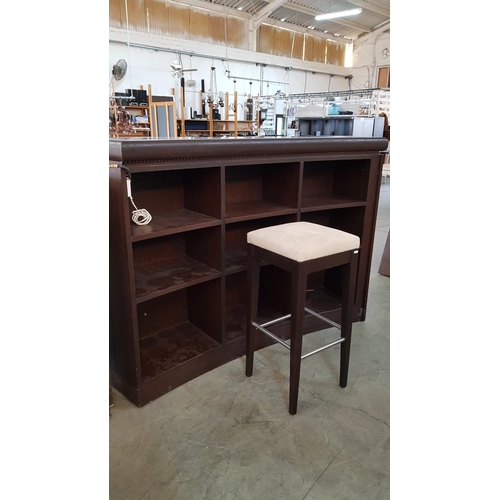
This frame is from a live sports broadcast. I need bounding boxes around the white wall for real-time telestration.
[351,32,390,89]
[109,29,389,119]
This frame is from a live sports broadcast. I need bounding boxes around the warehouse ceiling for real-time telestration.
[193,0,390,43]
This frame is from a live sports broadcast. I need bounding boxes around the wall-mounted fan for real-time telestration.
[112,59,128,81]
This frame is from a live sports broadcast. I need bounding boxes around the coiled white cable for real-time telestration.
[127,177,152,226]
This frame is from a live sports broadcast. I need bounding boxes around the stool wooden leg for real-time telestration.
[246,245,260,377]
[289,265,307,415]
[340,251,358,387]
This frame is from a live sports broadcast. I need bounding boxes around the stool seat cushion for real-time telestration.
[247,222,360,262]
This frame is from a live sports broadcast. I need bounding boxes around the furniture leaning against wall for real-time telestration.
[109,136,388,407]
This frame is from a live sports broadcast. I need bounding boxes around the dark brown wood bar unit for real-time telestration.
[109,136,388,406]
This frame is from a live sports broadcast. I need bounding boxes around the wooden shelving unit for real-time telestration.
[177,91,259,138]
[109,84,151,138]
[109,83,177,138]
[109,136,388,406]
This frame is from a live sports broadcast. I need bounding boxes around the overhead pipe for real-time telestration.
[114,41,349,80]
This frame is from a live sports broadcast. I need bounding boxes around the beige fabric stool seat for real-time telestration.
[247,222,360,262]
[246,221,360,415]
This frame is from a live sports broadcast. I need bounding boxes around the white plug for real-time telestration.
[126,177,132,198]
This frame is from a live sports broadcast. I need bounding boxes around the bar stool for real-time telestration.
[245,221,360,415]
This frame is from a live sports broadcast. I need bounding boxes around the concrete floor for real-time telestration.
[109,182,390,500]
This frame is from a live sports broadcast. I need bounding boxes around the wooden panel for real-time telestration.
[168,3,190,39]
[110,4,346,63]
[378,67,390,88]
[109,0,125,28]
[184,168,222,219]
[226,16,246,48]
[225,166,264,204]
[312,37,327,64]
[139,321,220,382]
[303,34,314,62]
[271,26,293,57]
[137,290,189,339]
[190,8,211,42]
[144,0,169,36]
[326,40,345,66]
[129,170,184,215]
[109,167,140,386]
[292,32,304,60]
[208,13,225,44]
[123,0,147,32]
[187,279,223,344]
[257,24,275,55]
[263,162,300,207]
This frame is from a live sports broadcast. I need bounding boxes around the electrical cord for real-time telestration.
[129,192,152,225]
[121,166,152,225]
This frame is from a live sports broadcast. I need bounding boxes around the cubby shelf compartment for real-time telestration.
[224,215,297,274]
[224,162,300,223]
[302,159,370,212]
[131,209,221,242]
[133,227,222,303]
[300,208,366,240]
[134,255,221,302]
[226,200,297,223]
[140,322,221,382]
[301,195,366,211]
[137,281,223,382]
[128,167,222,240]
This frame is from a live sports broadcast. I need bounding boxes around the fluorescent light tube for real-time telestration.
[315,8,362,21]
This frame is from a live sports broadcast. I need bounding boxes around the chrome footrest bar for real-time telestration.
[252,307,345,361]
[252,322,291,350]
[300,338,344,360]
[304,307,341,330]
[260,314,292,328]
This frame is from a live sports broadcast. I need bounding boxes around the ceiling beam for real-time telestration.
[170,0,253,19]
[354,22,390,46]
[280,1,374,33]
[262,19,352,45]
[282,1,317,16]
[255,0,288,28]
[348,0,390,17]
[280,0,389,19]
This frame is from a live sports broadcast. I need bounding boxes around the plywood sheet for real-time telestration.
[168,2,190,39]
[326,40,345,66]
[190,8,211,42]
[208,14,225,44]
[272,27,294,57]
[109,0,125,28]
[257,24,275,54]
[303,34,314,62]
[312,37,327,64]
[291,32,304,60]
[226,16,246,48]
[144,0,169,36]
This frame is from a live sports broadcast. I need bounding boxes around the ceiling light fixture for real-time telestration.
[315,8,362,21]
